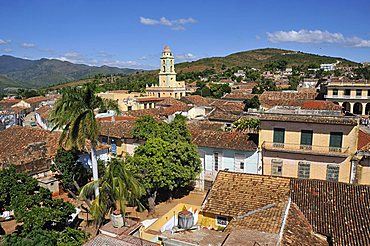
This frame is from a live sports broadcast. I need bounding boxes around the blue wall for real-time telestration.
[198,147,259,174]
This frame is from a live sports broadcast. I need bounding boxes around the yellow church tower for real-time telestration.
[146,46,186,99]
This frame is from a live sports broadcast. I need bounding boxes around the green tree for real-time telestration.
[288,75,301,90]
[79,158,144,226]
[252,78,278,94]
[233,118,260,132]
[51,148,91,198]
[0,166,88,246]
[243,95,260,111]
[129,116,201,214]
[49,83,119,196]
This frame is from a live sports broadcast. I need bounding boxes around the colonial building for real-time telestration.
[146,46,186,99]
[325,79,370,115]
[259,112,359,183]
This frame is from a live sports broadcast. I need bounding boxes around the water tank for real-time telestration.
[178,210,194,229]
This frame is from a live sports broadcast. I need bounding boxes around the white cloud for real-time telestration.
[2,48,13,53]
[0,39,11,45]
[267,29,370,48]
[140,16,197,30]
[21,42,36,48]
[175,53,197,62]
[53,51,154,69]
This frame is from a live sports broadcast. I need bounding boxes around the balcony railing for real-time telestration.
[262,141,349,156]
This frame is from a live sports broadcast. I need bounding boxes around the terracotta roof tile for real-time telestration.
[99,121,136,139]
[0,125,60,170]
[290,179,370,246]
[281,203,328,246]
[259,90,317,109]
[260,114,357,125]
[202,171,291,217]
[180,95,213,106]
[302,100,342,111]
[25,96,48,104]
[207,108,242,122]
[190,128,257,151]
[36,105,52,119]
[358,128,370,150]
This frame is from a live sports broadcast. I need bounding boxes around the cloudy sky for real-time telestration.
[0,0,369,69]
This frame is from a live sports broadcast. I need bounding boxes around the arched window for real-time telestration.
[163,66,165,72]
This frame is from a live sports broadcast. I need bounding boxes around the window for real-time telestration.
[216,215,228,227]
[329,132,343,152]
[344,89,351,96]
[101,137,108,144]
[127,106,132,111]
[300,130,313,150]
[271,159,283,176]
[332,89,338,96]
[273,128,285,147]
[234,153,245,172]
[213,152,221,171]
[326,165,339,181]
[368,90,370,97]
[356,89,362,97]
[144,104,147,109]
[298,162,310,179]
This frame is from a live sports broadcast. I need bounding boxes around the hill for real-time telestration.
[54,48,359,89]
[0,55,139,91]
[175,48,359,73]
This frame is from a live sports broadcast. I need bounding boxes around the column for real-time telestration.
[362,103,367,115]
[350,102,355,114]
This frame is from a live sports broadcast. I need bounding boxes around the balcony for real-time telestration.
[262,141,349,157]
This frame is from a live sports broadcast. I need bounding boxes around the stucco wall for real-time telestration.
[259,120,358,183]
[199,147,259,174]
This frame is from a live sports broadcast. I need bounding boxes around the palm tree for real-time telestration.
[79,158,144,226]
[49,83,119,196]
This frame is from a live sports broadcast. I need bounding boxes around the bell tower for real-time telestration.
[159,45,176,87]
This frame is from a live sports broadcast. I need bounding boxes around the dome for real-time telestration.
[163,45,171,52]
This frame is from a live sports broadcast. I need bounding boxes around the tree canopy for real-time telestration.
[128,115,201,213]
[0,166,88,246]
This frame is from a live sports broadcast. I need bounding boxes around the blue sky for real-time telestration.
[0,0,369,69]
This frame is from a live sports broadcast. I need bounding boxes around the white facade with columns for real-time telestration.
[325,80,370,115]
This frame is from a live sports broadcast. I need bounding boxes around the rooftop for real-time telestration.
[259,89,318,109]
[260,113,357,125]
[0,125,60,168]
[190,128,257,152]
[99,121,136,139]
[202,171,290,217]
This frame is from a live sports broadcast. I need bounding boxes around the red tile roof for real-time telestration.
[190,128,257,151]
[0,125,60,170]
[302,100,342,111]
[99,121,136,139]
[135,97,164,102]
[290,178,370,246]
[180,95,212,106]
[358,128,370,150]
[259,90,317,109]
[25,96,48,104]
[36,105,52,119]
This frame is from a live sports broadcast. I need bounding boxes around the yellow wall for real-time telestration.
[198,212,231,230]
[140,203,201,242]
[260,120,358,183]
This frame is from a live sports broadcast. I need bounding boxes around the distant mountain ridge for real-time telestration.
[175,48,359,73]
[0,55,139,91]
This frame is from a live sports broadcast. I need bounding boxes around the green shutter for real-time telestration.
[330,132,343,148]
[301,130,313,146]
[273,128,285,143]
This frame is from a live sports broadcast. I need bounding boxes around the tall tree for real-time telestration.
[49,83,119,196]
[129,115,201,215]
[79,158,144,226]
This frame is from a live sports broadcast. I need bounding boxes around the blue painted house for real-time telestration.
[191,128,260,190]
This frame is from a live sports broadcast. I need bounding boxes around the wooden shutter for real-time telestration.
[273,128,285,143]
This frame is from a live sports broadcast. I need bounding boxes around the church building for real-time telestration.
[146,46,186,99]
